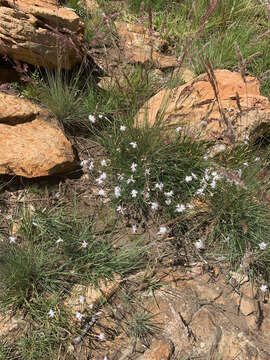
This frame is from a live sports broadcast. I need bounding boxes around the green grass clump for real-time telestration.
[129,311,160,342]
[98,116,211,217]
[0,207,146,312]
[0,241,70,311]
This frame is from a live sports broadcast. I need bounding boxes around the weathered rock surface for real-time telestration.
[115,22,178,69]
[0,92,77,177]
[140,267,270,360]
[136,69,270,142]
[0,0,83,69]
[137,338,173,360]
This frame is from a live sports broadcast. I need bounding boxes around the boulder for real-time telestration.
[136,69,270,142]
[0,92,77,177]
[0,0,84,69]
[115,22,178,69]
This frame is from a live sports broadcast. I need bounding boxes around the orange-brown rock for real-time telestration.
[136,69,270,142]
[0,0,83,69]
[137,339,173,360]
[0,92,77,177]
[115,22,178,69]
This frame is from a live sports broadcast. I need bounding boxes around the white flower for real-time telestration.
[116,205,125,214]
[56,238,63,244]
[89,161,94,170]
[259,242,267,250]
[131,162,137,172]
[127,175,135,184]
[243,162,248,167]
[96,177,104,185]
[203,155,208,160]
[131,189,138,198]
[89,303,94,309]
[151,202,158,210]
[98,189,105,196]
[157,226,167,235]
[196,188,205,196]
[260,284,268,292]
[9,236,17,244]
[117,173,124,181]
[224,236,230,242]
[210,180,216,189]
[79,296,85,304]
[187,204,194,209]
[98,333,105,341]
[48,309,55,318]
[80,159,89,167]
[89,114,96,123]
[176,204,185,213]
[191,172,197,179]
[185,176,192,182]
[81,241,88,248]
[145,168,150,176]
[165,199,171,205]
[254,157,260,162]
[76,312,84,321]
[104,357,108,360]
[144,191,150,199]
[120,125,126,131]
[130,142,137,149]
[155,183,164,191]
[98,114,103,119]
[114,186,121,198]
[195,239,203,249]
[176,126,182,132]
[101,159,107,166]
[132,224,137,233]
[237,169,242,179]
[100,172,107,180]
[164,190,173,197]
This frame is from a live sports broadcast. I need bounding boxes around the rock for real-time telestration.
[136,69,270,142]
[81,0,100,12]
[64,275,121,315]
[115,22,178,69]
[0,92,77,177]
[0,310,28,338]
[239,295,256,316]
[137,338,173,360]
[0,0,83,69]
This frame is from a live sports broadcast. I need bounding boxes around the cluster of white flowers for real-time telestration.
[88,113,103,124]
[195,168,221,196]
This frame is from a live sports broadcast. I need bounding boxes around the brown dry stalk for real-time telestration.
[234,42,246,84]
[199,54,235,143]
[249,29,270,47]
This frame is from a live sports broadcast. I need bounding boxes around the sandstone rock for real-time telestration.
[0,310,28,338]
[137,338,173,360]
[239,295,256,316]
[115,22,178,69]
[64,275,121,315]
[136,69,270,142]
[0,0,83,69]
[0,92,77,177]
[81,0,100,12]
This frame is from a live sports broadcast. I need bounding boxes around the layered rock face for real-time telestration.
[136,69,270,142]
[0,92,77,177]
[0,0,84,69]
